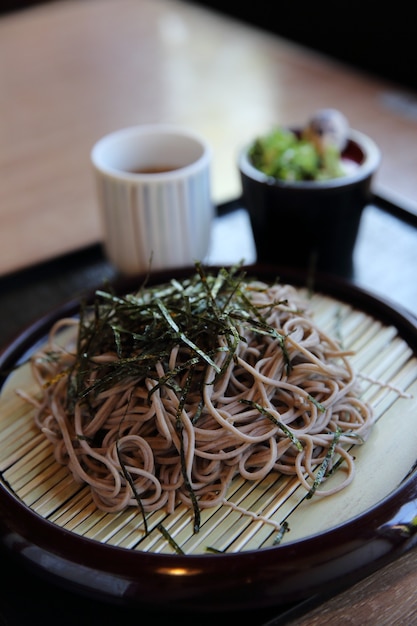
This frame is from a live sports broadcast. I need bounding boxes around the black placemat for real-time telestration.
[0,195,416,625]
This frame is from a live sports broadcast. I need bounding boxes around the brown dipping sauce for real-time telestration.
[129,165,180,174]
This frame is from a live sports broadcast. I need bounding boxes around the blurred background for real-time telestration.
[188,0,417,93]
[2,0,416,92]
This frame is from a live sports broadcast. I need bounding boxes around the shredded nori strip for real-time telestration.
[306,428,342,499]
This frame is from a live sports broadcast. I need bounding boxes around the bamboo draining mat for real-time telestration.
[1,290,417,555]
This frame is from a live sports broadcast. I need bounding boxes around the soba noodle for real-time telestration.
[24,266,373,531]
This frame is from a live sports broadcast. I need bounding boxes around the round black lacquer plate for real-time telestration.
[0,264,417,612]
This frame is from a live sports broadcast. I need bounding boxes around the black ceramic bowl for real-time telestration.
[238,129,381,278]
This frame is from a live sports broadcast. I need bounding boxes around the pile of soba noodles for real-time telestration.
[26,264,373,531]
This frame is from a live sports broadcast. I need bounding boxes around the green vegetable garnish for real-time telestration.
[249,127,345,181]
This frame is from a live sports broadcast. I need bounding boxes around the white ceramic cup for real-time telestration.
[91,124,214,275]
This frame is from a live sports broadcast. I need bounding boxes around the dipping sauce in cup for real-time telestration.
[91,124,214,275]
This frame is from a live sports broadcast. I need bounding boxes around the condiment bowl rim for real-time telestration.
[238,128,381,189]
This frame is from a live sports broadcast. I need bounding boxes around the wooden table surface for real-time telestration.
[1,1,417,624]
[2,0,417,277]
